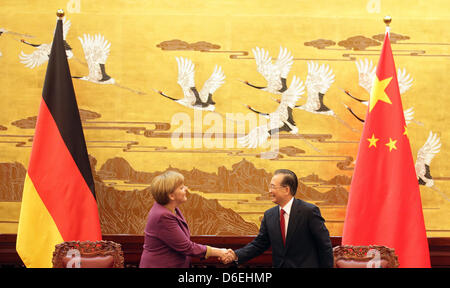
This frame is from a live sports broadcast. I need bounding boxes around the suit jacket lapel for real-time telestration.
[175,207,190,237]
[271,207,285,251]
[285,199,300,249]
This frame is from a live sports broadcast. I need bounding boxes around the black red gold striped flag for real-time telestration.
[16,16,102,268]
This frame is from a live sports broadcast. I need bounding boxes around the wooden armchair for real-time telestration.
[333,245,399,268]
[52,240,124,268]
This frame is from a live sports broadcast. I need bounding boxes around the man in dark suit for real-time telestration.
[223,169,333,268]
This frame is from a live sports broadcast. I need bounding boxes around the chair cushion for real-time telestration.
[62,255,114,268]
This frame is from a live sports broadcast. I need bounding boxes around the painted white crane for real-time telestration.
[73,33,144,94]
[19,18,73,69]
[343,58,422,125]
[355,58,413,96]
[415,131,449,201]
[274,61,357,132]
[343,101,417,126]
[0,28,5,57]
[156,57,225,111]
[416,131,441,187]
[297,61,336,115]
[238,76,304,148]
[76,33,114,84]
[241,46,293,94]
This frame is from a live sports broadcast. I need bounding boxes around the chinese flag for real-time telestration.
[342,32,430,267]
[16,17,102,267]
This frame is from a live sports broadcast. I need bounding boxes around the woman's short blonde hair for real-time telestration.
[151,171,184,205]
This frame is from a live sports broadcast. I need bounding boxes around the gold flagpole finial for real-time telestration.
[383,15,392,26]
[57,9,65,19]
[383,16,391,35]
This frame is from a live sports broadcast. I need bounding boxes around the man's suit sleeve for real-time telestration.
[234,214,271,264]
[308,206,334,268]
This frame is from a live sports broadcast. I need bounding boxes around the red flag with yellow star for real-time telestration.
[342,31,430,267]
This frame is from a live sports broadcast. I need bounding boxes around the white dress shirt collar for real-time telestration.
[280,196,294,216]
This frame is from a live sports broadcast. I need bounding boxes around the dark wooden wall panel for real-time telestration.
[1,234,449,268]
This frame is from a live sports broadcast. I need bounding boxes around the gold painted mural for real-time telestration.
[0,0,449,236]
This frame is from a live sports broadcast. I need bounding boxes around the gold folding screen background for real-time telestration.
[1,0,449,236]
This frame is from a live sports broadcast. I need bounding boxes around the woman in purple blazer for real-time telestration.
[139,171,228,268]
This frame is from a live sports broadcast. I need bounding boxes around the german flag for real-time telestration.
[16,16,102,268]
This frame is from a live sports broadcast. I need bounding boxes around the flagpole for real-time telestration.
[384,15,392,36]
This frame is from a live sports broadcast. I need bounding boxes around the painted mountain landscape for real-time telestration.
[0,156,351,235]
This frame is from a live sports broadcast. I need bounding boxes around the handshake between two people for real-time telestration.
[211,248,237,264]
